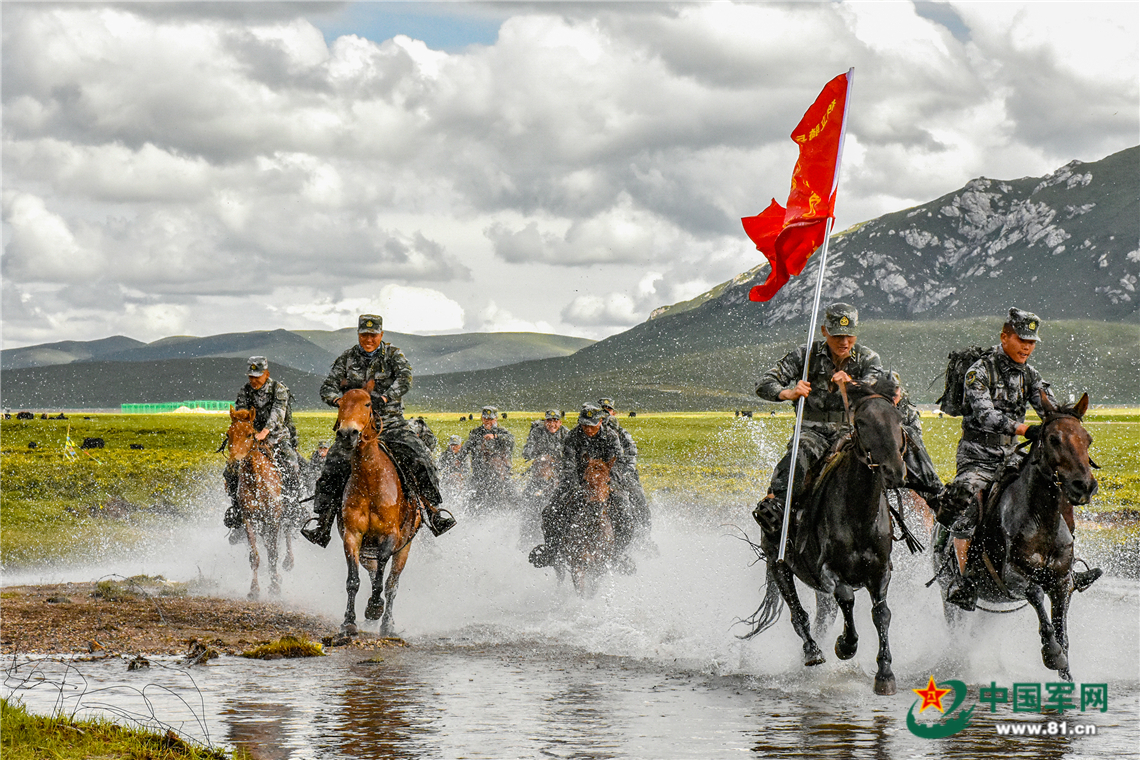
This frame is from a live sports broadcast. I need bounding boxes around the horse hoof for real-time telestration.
[1058,668,1073,683]
[247,590,259,601]
[364,600,385,621]
[874,675,897,696]
[804,646,826,667]
[1043,646,1069,673]
[341,623,358,636]
[282,555,294,572]
[835,637,858,661]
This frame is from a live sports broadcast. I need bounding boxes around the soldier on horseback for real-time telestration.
[935,308,1102,609]
[751,303,885,539]
[300,315,455,546]
[456,406,517,511]
[529,403,635,573]
[598,398,652,541]
[223,356,302,541]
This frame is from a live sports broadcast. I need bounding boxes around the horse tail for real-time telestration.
[737,562,785,640]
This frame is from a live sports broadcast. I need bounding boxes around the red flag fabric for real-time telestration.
[743,72,849,302]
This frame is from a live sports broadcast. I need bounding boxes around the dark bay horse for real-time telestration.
[560,457,618,597]
[335,382,421,635]
[742,377,907,695]
[934,393,1096,681]
[226,407,294,599]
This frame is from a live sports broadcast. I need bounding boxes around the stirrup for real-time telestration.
[300,515,333,548]
[1072,563,1103,593]
[946,576,977,612]
[426,507,456,537]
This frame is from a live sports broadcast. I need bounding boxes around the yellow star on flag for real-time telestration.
[913,675,952,713]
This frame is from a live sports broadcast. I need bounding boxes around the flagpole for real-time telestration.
[777,68,854,563]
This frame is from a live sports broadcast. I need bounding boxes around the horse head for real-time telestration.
[335,380,378,449]
[846,375,907,489]
[226,406,258,461]
[583,457,613,503]
[1035,392,1097,506]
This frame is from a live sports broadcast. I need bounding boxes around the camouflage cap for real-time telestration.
[1007,307,1043,342]
[317,440,329,449]
[544,409,564,420]
[578,403,606,426]
[597,397,616,411]
[824,303,858,336]
[448,435,462,446]
[246,356,269,376]
[357,314,383,334]
[481,406,499,419]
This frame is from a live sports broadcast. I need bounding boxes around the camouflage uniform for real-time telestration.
[755,340,883,507]
[600,400,651,537]
[223,359,302,530]
[456,408,517,511]
[896,393,943,498]
[531,405,633,567]
[939,345,1055,538]
[409,416,438,453]
[521,412,570,541]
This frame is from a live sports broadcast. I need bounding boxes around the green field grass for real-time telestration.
[2,410,1137,569]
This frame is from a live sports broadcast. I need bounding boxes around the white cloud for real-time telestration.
[476,301,554,334]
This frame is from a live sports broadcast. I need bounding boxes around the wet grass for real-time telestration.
[2,409,1136,568]
[241,635,324,659]
[0,697,243,760]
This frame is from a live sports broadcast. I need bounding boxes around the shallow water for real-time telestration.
[4,508,1139,759]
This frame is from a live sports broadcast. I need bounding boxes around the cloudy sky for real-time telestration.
[3,1,1137,348]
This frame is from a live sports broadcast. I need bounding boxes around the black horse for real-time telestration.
[742,376,908,695]
[933,393,1097,682]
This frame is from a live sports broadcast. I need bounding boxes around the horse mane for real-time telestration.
[846,374,899,405]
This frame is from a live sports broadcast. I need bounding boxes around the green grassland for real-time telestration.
[2,410,1137,569]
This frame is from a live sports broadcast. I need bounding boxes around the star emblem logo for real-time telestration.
[913,675,953,714]
[1029,321,1037,330]
[839,316,849,326]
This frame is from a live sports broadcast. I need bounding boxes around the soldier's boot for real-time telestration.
[223,494,243,529]
[946,572,978,612]
[422,502,456,537]
[931,523,950,553]
[300,467,348,548]
[1073,565,1103,593]
[528,543,558,568]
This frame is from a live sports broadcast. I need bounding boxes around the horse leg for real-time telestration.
[1048,579,1074,682]
[282,527,294,573]
[1025,582,1068,676]
[363,553,385,623]
[379,543,414,636]
[772,562,824,666]
[833,584,859,661]
[246,522,260,600]
[868,574,896,696]
[266,524,281,597]
[342,538,362,635]
[813,591,837,639]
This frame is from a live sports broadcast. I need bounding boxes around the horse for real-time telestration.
[225,407,294,599]
[334,381,421,636]
[520,454,558,544]
[741,376,908,695]
[933,393,1096,681]
[560,456,619,597]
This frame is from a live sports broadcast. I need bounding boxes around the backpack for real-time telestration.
[935,346,988,417]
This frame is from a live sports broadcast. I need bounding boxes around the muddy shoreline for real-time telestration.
[0,581,347,657]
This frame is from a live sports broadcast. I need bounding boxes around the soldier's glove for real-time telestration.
[1023,424,1042,441]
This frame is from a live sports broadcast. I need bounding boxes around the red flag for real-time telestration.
[743,72,850,302]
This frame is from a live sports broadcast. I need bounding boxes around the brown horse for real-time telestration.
[226,408,293,599]
[934,393,1097,681]
[561,457,618,597]
[334,381,421,635]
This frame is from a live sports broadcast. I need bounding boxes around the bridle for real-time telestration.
[1026,410,1097,490]
[839,386,906,471]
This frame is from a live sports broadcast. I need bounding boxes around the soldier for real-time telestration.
[302,440,330,492]
[529,403,635,571]
[936,308,1102,609]
[520,410,570,540]
[300,315,455,547]
[409,416,438,453]
[598,398,651,539]
[438,435,466,484]
[752,303,884,539]
[890,372,943,500]
[456,406,517,512]
[223,356,303,539]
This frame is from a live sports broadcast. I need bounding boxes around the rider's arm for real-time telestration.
[851,346,884,385]
[756,346,807,403]
[963,359,1018,435]
[375,346,412,403]
[264,380,290,434]
[320,351,351,407]
[1026,366,1057,419]
[522,424,541,460]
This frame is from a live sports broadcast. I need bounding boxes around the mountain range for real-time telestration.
[2,147,1136,411]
